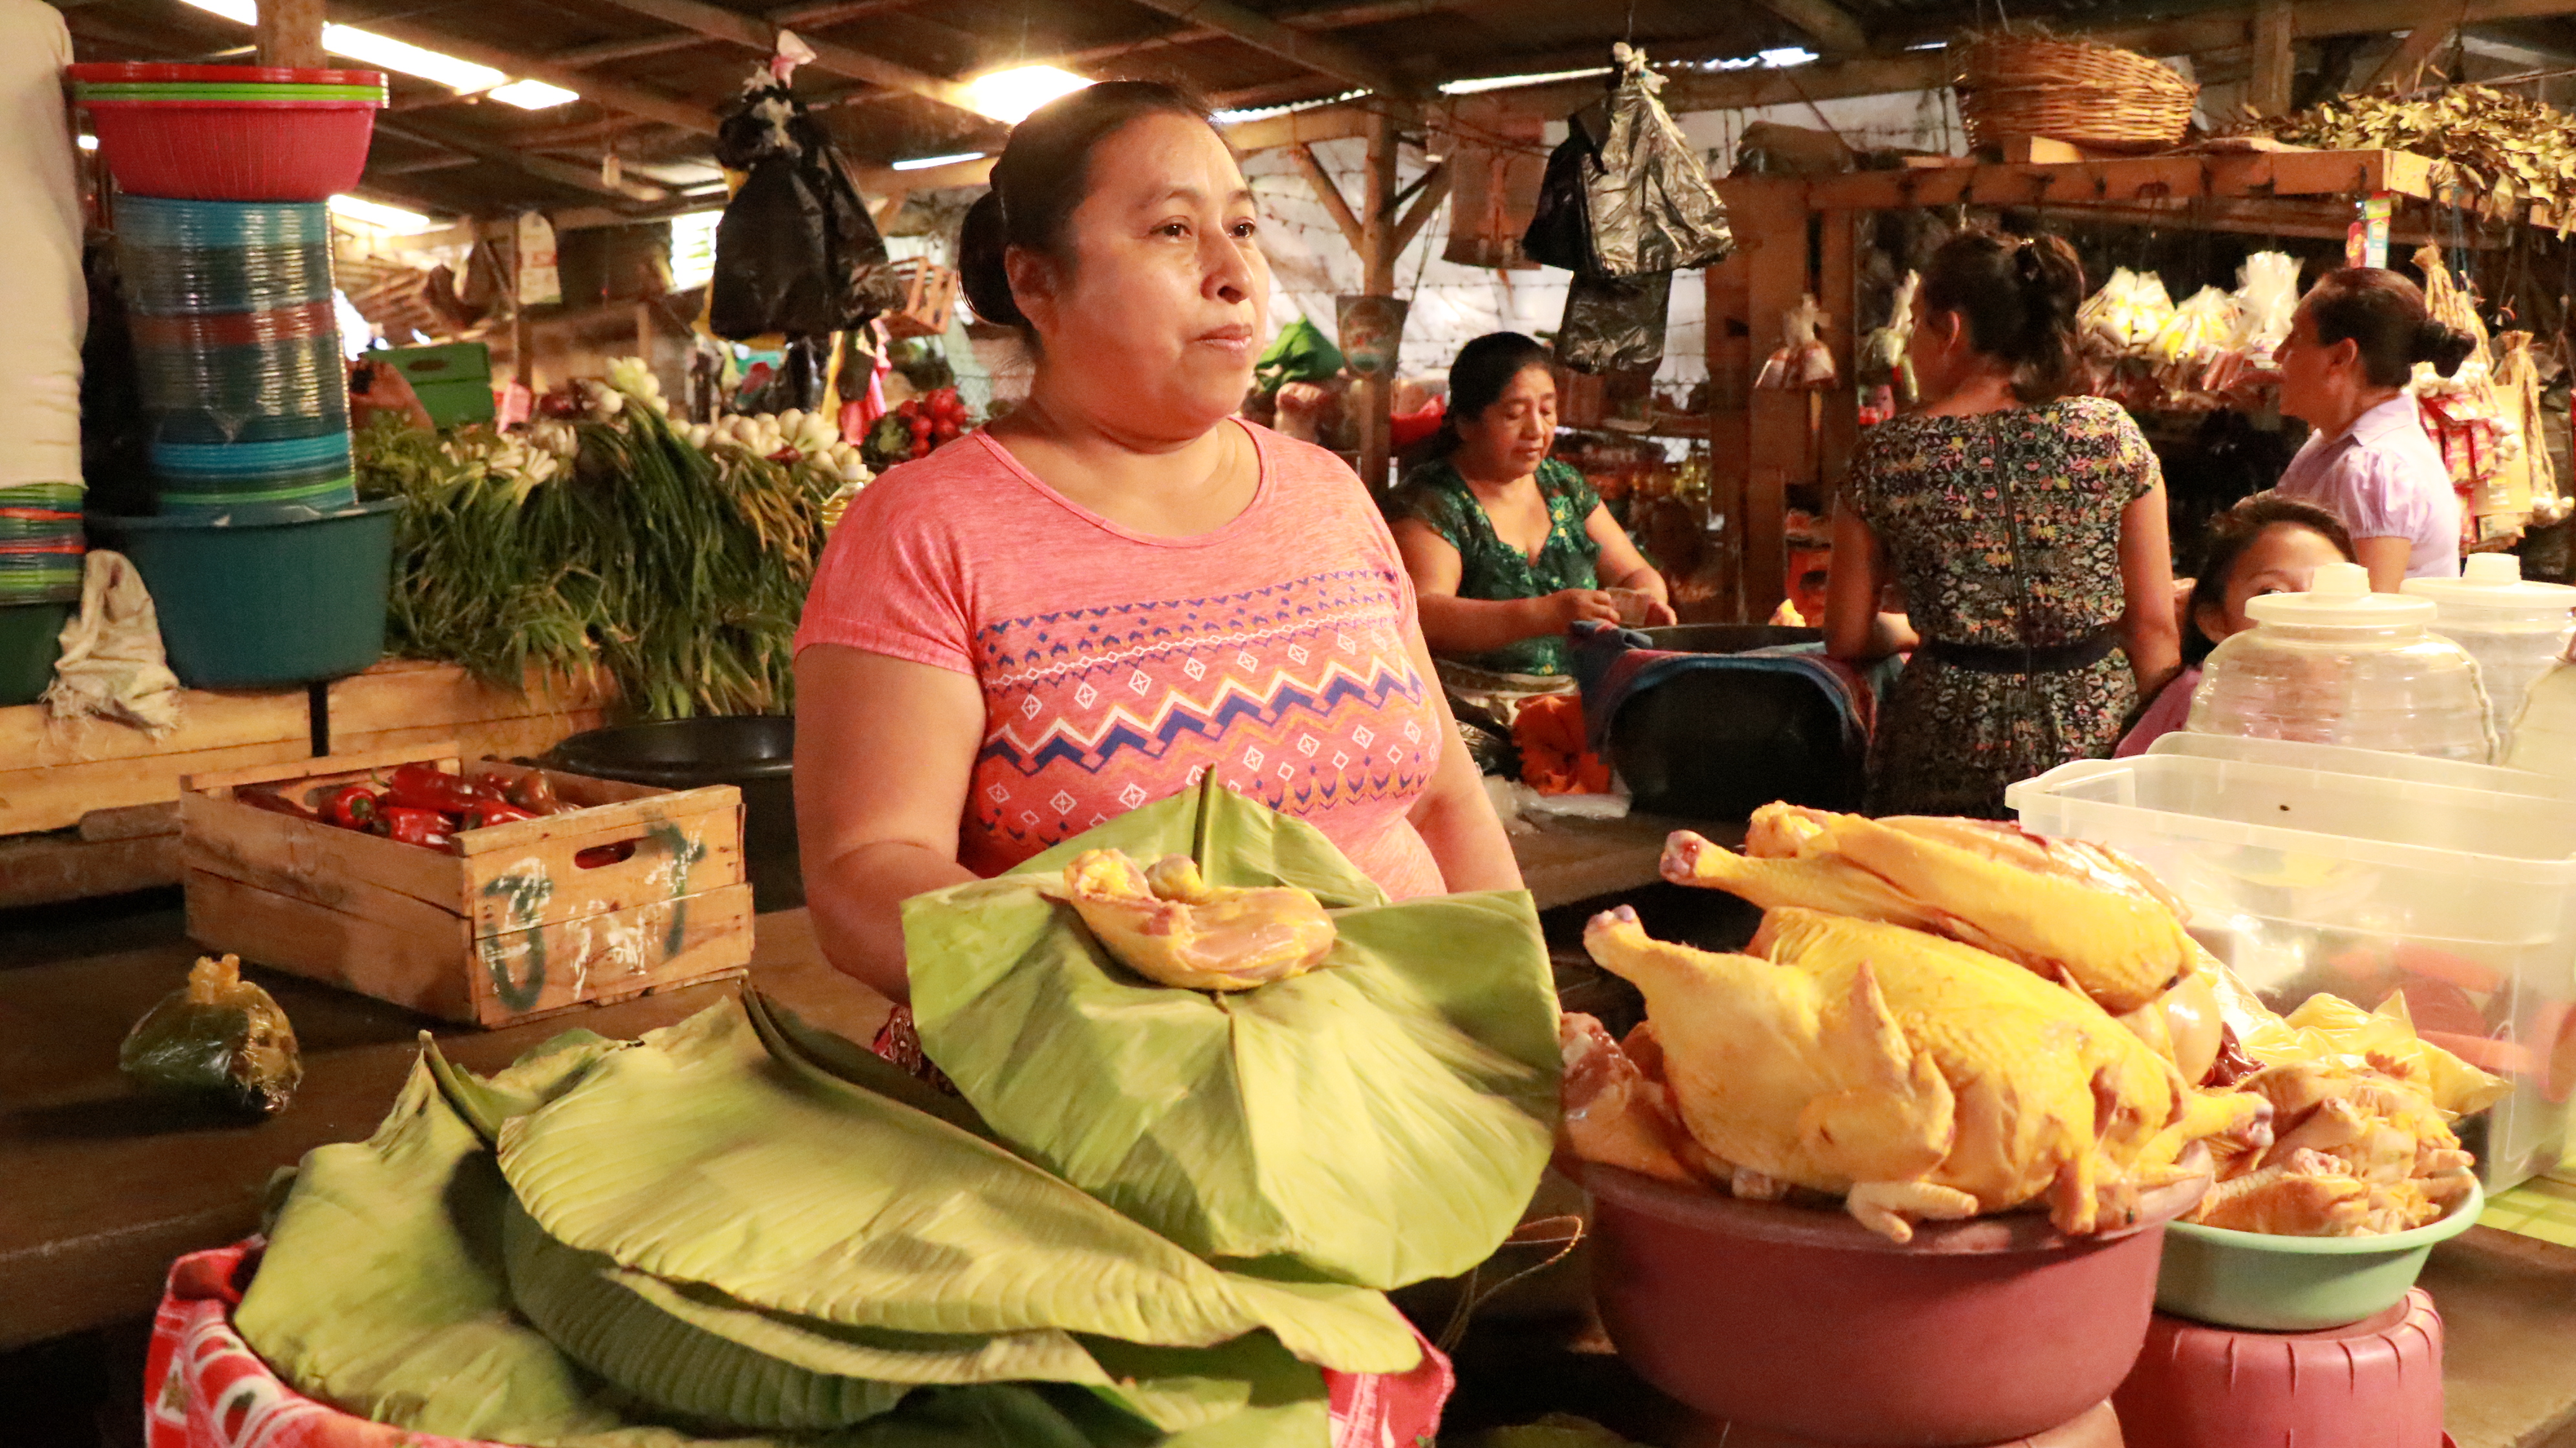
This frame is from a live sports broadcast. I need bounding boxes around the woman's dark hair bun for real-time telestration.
[956,189,1025,330]
[2414,318,2478,378]
[1919,228,2086,403]
[952,80,1216,343]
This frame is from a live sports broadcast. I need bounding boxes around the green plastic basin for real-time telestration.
[86,497,400,690]
[2153,1176,2484,1331]
[0,601,73,707]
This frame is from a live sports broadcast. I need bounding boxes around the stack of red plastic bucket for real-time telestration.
[68,63,405,689]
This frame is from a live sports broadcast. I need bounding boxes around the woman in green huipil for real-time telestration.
[1388,333,1674,680]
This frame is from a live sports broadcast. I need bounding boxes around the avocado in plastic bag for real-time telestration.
[119,953,301,1117]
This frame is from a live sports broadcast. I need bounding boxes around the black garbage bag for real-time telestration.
[709,79,901,339]
[1522,45,1734,279]
[1556,270,1672,375]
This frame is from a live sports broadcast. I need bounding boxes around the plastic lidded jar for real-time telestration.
[2188,561,2496,762]
[2403,553,2576,756]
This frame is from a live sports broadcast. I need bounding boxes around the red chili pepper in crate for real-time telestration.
[462,801,535,831]
[574,842,640,869]
[375,805,456,851]
[506,772,570,816]
[318,784,381,832]
[236,789,316,821]
[385,763,502,815]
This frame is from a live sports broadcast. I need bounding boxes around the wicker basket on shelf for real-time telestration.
[1952,32,2198,153]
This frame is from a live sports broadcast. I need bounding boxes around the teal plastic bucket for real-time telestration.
[86,496,400,689]
[2153,1176,2484,1331]
[0,600,73,707]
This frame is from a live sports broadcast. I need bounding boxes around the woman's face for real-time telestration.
[1905,290,1970,402]
[2197,522,2351,644]
[1011,112,1269,440]
[2273,306,2359,426]
[1453,366,1557,478]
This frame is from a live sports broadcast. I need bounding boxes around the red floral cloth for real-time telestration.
[148,1236,1450,1447]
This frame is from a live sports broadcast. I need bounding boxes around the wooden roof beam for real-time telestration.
[377,116,672,203]
[546,1,921,70]
[1048,0,1466,69]
[584,0,992,121]
[339,12,721,133]
[2365,21,2459,88]
[1748,0,1871,58]
[1115,0,1412,95]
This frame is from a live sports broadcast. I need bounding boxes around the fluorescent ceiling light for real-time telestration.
[329,194,435,232]
[669,210,722,292]
[890,150,986,171]
[176,0,577,109]
[1441,65,1611,96]
[964,65,1093,123]
[1211,89,1364,125]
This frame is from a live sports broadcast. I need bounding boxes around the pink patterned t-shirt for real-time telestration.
[794,420,1446,899]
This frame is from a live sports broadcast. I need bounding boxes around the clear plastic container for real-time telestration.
[2187,562,2495,762]
[2007,740,2576,1192]
[2404,553,2576,758]
[2507,661,2576,780]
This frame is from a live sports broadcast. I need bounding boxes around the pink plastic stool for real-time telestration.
[2114,1289,2443,1448]
[1668,1399,2122,1447]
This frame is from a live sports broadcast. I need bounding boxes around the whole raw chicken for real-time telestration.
[1049,849,1336,991]
[1583,905,2266,1242]
[1662,804,2194,1014]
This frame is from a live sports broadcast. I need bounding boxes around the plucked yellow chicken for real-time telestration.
[1049,849,1336,991]
[2190,1058,2482,1235]
[1662,805,2193,1014]
[1582,905,2268,1242]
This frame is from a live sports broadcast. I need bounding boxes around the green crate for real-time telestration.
[375,342,491,387]
[0,601,72,707]
[411,378,497,431]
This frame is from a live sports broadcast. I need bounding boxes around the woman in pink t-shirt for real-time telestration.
[792,83,1520,1009]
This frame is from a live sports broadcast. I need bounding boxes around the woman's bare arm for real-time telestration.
[1393,516,1617,654]
[1824,504,1911,660]
[2353,535,2412,593]
[793,645,985,1005]
[1582,503,1678,625]
[1397,626,1524,895]
[2118,482,2184,697]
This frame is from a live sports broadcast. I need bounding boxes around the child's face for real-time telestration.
[2197,524,2350,645]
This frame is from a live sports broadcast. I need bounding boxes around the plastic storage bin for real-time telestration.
[2006,741,2576,1191]
[86,497,399,688]
[2188,560,2495,762]
[2405,553,2576,757]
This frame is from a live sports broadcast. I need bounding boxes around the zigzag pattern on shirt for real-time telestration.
[979,655,1425,777]
[978,568,1402,672]
[974,739,1437,853]
[984,606,1397,691]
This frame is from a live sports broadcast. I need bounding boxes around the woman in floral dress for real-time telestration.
[1827,229,2180,817]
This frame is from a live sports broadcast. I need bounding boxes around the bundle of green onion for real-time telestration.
[357,392,833,720]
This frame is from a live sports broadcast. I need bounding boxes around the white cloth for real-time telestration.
[0,0,84,489]
[44,551,182,734]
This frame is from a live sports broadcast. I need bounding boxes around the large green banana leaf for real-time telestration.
[497,998,1422,1375]
[905,774,1561,1288]
[233,1057,678,1445]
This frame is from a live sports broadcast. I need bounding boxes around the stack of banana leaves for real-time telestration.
[242,780,1562,1447]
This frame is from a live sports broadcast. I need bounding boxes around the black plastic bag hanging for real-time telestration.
[1557,269,1672,375]
[1521,44,1735,278]
[708,77,901,339]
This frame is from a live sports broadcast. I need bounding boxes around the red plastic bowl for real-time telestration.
[68,62,386,87]
[2115,1291,2445,1448]
[86,100,379,202]
[1585,1164,2208,1447]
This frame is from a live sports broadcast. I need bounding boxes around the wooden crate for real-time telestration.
[179,743,751,1027]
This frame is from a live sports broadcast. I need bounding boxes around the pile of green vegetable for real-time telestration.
[356,381,839,719]
[238,784,1562,1447]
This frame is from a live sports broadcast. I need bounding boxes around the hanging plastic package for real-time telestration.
[708,72,901,340]
[1254,315,1345,394]
[1521,44,1735,279]
[1557,270,1672,375]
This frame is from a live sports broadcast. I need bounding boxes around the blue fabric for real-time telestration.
[1569,621,1896,759]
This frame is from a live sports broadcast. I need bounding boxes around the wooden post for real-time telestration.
[254,0,327,70]
[1816,211,1858,515]
[1704,255,1752,622]
[1739,181,1810,623]
[634,299,654,365]
[513,308,534,390]
[1355,106,1399,493]
[2250,0,2295,117]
